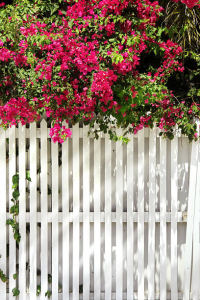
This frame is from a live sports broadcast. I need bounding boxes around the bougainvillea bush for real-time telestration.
[0,0,200,142]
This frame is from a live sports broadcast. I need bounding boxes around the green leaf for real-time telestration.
[45,290,52,298]
[12,288,20,297]
[12,174,19,186]
[13,273,18,280]
[36,285,41,296]
[68,19,73,28]
[6,219,14,226]
[12,190,19,199]
[26,171,31,182]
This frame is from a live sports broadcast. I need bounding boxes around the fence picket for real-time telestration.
[94,127,101,299]
[138,128,144,300]
[62,121,69,299]
[127,134,134,300]
[192,158,200,300]
[171,134,178,300]
[148,127,156,300]
[51,136,59,299]
[116,128,123,300]
[0,128,6,300]
[18,124,27,300]
[72,123,80,300]
[41,120,48,299]
[183,138,198,300]
[160,138,167,300]
[9,126,16,300]
[30,123,37,300]
[105,133,112,300]
[83,125,90,300]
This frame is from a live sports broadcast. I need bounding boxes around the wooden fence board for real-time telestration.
[127,134,134,300]
[51,137,59,299]
[62,121,70,300]
[30,123,37,300]
[138,128,145,300]
[8,126,16,300]
[83,125,90,300]
[94,127,101,299]
[0,128,6,300]
[183,139,199,300]
[116,128,123,300]
[160,138,167,300]
[72,123,80,300]
[171,135,178,300]
[18,124,26,300]
[148,127,156,300]
[40,120,48,299]
[105,133,112,300]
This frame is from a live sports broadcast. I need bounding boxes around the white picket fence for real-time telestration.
[0,120,199,300]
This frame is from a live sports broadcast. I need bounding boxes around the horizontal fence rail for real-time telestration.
[0,120,199,300]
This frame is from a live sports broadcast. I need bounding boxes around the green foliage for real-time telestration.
[12,288,20,297]
[36,285,41,297]
[45,290,52,298]
[6,173,21,244]
[0,268,8,283]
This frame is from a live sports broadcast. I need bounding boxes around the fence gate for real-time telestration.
[0,121,199,300]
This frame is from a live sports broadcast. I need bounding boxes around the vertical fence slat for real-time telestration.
[30,123,37,300]
[0,128,6,300]
[18,124,26,300]
[127,134,134,300]
[9,126,16,300]
[183,139,198,300]
[105,133,112,300]
[94,127,101,299]
[83,125,90,300]
[148,127,156,300]
[171,134,178,300]
[51,136,59,299]
[62,121,69,299]
[160,138,167,300]
[72,123,80,300]
[138,128,144,300]
[41,120,48,298]
[116,128,123,300]
[192,149,200,300]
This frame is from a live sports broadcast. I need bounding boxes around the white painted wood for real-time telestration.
[5,210,199,223]
[116,128,123,300]
[29,123,37,300]
[62,121,70,300]
[171,135,178,300]
[51,135,59,299]
[72,123,80,300]
[94,126,101,299]
[127,133,134,300]
[40,120,48,299]
[0,128,6,300]
[148,127,156,300]
[192,158,200,300]
[183,139,199,300]
[18,124,26,300]
[8,126,16,300]
[1,123,200,300]
[105,133,112,300]
[160,137,167,300]
[138,128,145,300]
[192,123,200,300]
[83,125,90,300]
